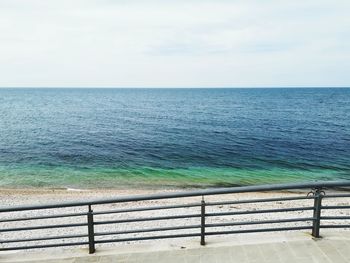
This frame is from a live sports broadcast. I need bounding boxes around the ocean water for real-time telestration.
[0,88,349,189]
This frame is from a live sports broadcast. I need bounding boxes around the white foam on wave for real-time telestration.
[66,187,86,192]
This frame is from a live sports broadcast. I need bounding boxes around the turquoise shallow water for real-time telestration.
[0,88,349,189]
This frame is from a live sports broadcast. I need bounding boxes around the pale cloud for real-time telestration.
[0,0,349,87]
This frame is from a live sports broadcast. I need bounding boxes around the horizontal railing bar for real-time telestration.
[1,181,349,212]
[206,207,313,217]
[323,194,350,198]
[95,233,201,244]
[1,222,87,232]
[206,226,313,235]
[0,212,87,223]
[94,214,201,225]
[321,206,350,209]
[95,224,201,236]
[0,241,89,251]
[321,216,350,220]
[206,196,315,206]
[93,203,201,216]
[0,234,88,244]
[320,225,350,228]
[206,217,314,228]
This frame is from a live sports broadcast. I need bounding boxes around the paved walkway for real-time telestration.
[1,231,349,262]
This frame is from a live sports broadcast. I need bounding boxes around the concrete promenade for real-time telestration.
[1,231,349,263]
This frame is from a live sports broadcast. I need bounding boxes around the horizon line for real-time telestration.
[0,86,350,89]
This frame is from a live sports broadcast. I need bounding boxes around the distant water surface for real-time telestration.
[0,88,349,189]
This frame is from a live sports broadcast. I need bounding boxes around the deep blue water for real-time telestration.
[0,88,349,188]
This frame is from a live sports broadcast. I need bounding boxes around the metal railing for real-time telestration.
[0,181,349,253]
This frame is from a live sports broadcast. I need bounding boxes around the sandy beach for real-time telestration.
[1,187,349,251]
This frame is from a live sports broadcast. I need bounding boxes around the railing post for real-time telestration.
[87,205,95,254]
[311,188,324,238]
[200,196,206,245]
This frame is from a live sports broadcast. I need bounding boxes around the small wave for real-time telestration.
[66,187,87,192]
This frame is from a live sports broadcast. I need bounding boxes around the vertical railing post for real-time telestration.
[311,188,324,238]
[87,204,95,254]
[200,196,206,245]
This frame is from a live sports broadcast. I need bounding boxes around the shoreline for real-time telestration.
[0,184,348,200]
[0,186,319,199]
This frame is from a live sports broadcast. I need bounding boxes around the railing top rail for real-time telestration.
[1,181,349,213]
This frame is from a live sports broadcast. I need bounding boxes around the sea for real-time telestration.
[0,88,349,189]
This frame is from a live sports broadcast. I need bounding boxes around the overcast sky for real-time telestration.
[1,0,349,87]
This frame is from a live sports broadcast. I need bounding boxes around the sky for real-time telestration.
[0,0,349,88]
